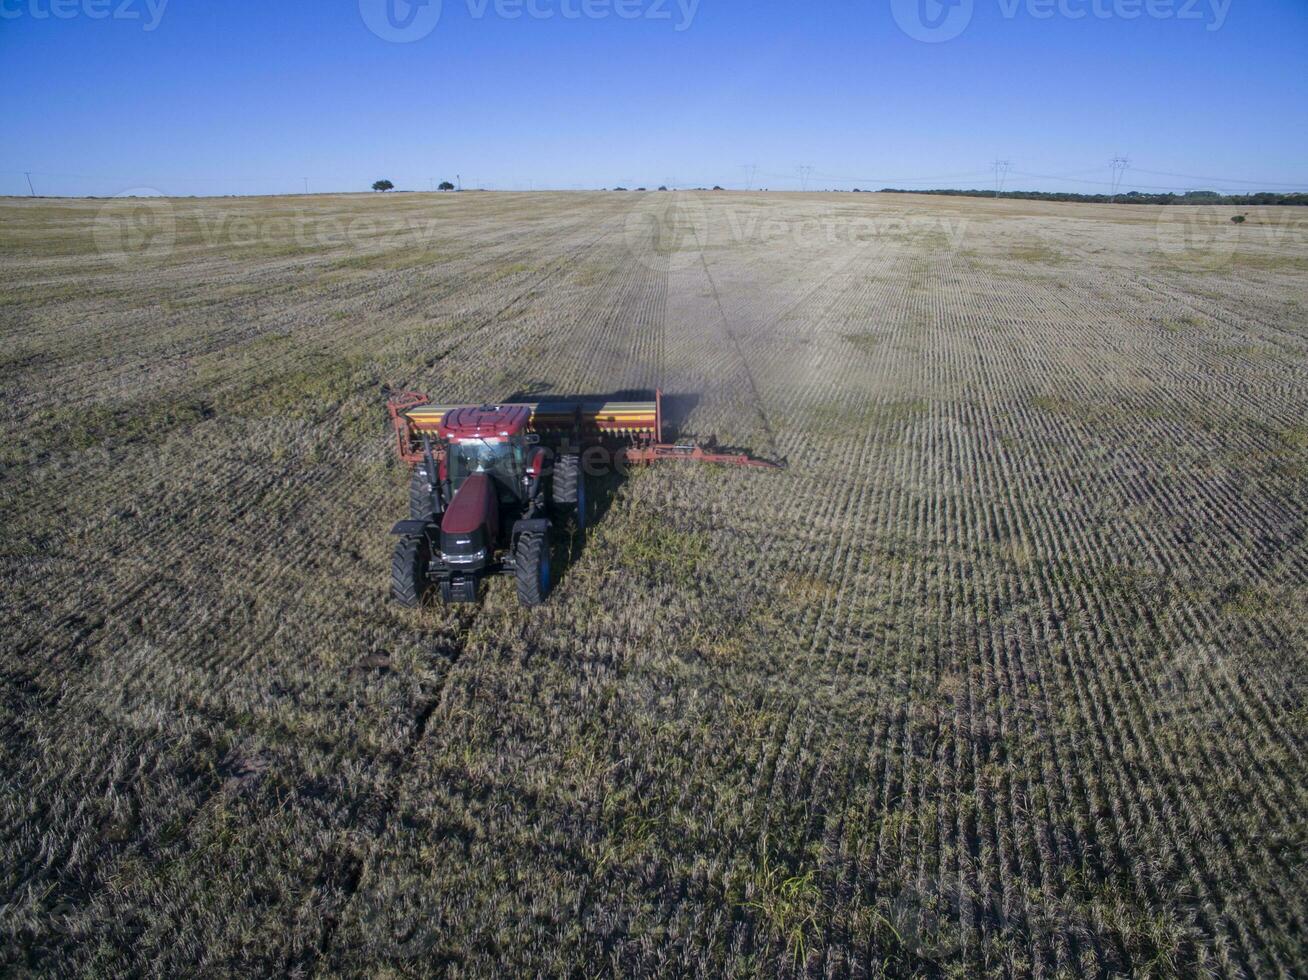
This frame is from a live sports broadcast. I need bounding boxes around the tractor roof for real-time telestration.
[439,404,531,440]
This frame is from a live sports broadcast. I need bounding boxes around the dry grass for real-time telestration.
[1,190,1306,977]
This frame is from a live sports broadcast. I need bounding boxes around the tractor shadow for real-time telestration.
[553,468,624,587]
[505,386,705,591]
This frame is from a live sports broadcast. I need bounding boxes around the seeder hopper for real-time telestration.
[386,389,779,607]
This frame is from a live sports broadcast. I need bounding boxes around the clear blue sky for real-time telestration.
[2,0,1305,197]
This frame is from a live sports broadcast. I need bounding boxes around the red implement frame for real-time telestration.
[387,391,435,465]
[386,390,782,469]
[619,443,781,468]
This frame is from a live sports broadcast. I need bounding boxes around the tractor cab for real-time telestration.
[446,436,529,502]
[439,405,537,503]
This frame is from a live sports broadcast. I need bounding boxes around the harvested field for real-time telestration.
[1,190,1306,976]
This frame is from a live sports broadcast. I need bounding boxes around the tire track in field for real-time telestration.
[310,206,670,968]
[685,200,888,460]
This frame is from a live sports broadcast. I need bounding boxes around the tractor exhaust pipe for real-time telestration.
[420,433,445,517]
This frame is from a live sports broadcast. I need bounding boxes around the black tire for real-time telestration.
[515,532,551,607]
[409,469,439,521]
[391,534,430,607]
[553,453,581,507]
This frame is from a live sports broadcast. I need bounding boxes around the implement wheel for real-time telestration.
[515,532,551,608]
[391,534,430,607]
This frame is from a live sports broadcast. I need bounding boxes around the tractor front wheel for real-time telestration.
[391,534,431,607]
[515,532,551,607]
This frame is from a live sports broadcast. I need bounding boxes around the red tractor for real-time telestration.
[386,391,778,607]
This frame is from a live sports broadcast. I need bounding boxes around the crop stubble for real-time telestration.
[1,191,1305,976]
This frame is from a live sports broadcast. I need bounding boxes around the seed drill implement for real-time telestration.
[386,390,779,607]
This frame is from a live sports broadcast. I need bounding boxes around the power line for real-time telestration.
[1006,169,1307,193]
[24,171,35,197]
[1012,168,1166,189]
[1109,156,1130,202]
[807,168,993,185]
[797,165,813,192]
[992,159,1012,197]
[1129,166,1307,188]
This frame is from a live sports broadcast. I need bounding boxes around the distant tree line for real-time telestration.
[878,188,1308,206]
[371,179,456,192]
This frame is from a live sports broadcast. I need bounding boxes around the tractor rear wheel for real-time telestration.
[552,453,586,529]
[391,534,431,607]
[553,454,581,505]
[409,470,439,521]
[515,532,551,607]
